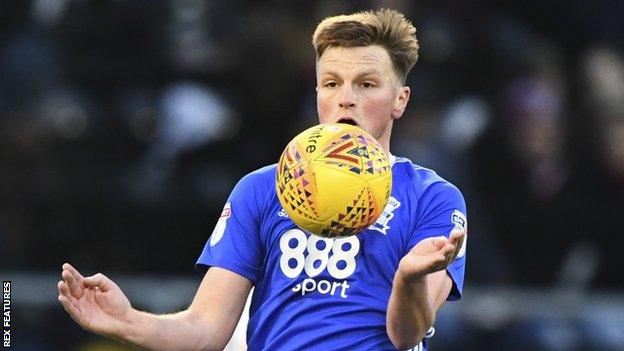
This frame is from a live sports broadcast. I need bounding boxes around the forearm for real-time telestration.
[386,274,434,350]
[121,308,225,351]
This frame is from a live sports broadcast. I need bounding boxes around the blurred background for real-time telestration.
[1,0,623,350]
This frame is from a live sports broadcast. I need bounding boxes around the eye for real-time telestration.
[361,81,375,88]
[325,81,338,88]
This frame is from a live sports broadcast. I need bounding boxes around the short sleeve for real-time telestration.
[408,182,467,300]
[195,172,266,283]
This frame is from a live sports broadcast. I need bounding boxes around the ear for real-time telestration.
[391,86,410,120]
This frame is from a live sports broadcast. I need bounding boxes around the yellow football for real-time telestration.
[276,123,392,238]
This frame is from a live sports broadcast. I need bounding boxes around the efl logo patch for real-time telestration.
[451,209,467,258]
[451,210,467,230]
[220,205,231,219]
[210,202,231,247]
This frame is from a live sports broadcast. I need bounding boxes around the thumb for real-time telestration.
[83,273,113,292]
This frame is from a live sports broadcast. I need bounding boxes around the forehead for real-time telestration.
[317,45,394,76]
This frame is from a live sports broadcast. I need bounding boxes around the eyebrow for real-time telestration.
[320,69,383,78]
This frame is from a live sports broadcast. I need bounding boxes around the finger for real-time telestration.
[441,243,455,258]
[62,269,84,299]
[428,251,452,273]
[63,263,85,283]
[453,234,465,259]
[439,243,456,268]
[57,280,75,303]
[448,227,465,245]
[431,236,448,249]
[83,273,113,292]
[448,227,465,259]
[58,294,83,323]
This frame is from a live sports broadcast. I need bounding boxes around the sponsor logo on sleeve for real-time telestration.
[210,202,231,247]
[451,209,467,258]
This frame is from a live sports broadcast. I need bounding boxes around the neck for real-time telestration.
[379,122,393,158]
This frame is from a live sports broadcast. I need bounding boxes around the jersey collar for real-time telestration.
[389,153,396,165]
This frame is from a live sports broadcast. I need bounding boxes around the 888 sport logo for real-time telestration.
[279,229,360,298]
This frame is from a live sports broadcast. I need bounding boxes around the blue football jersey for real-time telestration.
[196,156,467,351]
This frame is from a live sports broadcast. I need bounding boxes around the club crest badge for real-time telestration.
[369,197,401,235]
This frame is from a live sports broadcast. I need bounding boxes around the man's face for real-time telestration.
[316,45,410,153]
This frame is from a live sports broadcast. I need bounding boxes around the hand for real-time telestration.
[57,263,134,338]
[396,226,466,282]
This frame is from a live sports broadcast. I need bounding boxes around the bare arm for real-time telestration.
[386,227,465,350]
[58,264,252,351]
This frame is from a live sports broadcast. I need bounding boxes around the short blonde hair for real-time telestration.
[312,8,419,84]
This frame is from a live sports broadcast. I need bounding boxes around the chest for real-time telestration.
[261,195,411,287]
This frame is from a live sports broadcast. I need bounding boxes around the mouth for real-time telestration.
[336,118,358,126]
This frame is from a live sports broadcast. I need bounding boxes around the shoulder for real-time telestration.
[229,164,277,209]
[236,164,277,190]
[392,156,463,201]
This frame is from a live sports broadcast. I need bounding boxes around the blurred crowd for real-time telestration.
[1,0,623,350]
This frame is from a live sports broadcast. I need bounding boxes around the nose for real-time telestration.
[338,84,356,109]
